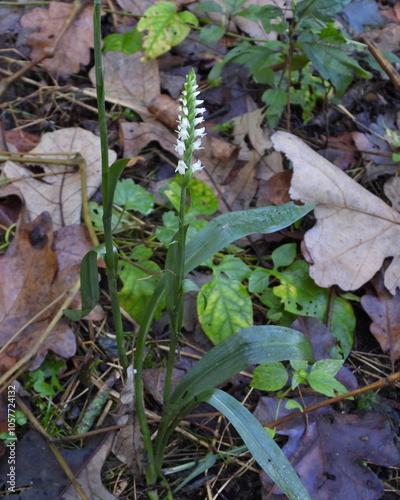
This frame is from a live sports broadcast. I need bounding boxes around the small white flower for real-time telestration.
[195,127,206,138]
[180,96,187,107]
[195,99,204,106]
[191,159,204,172]
[176,159,188,174]
[195,107,206,116]
[193,138,203,151]
[194,116,204,126]
[177,126,189,140]
[181,116,190,130]
[175,140,186,156]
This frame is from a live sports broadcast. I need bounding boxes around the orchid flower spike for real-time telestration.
[175,69,206,175]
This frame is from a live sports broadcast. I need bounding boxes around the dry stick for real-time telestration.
[0,279,80,393]
[0,151,99,247]
[265,371,400,430]
[362,37,400,90]
[15,395,90,500]
[0,0,84,97]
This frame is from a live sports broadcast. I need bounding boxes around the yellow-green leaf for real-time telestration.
[137,2,198,60]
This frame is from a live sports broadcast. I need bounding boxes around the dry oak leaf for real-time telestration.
[361,271,400,366]
[89,50,160,120]
[0,211,94,371]
[1,127,116,230]
[20,2,94,75]
[272,131,400,294]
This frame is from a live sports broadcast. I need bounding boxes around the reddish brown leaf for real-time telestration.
[0,211,94,371]
[361,271,400,367]
[20,2,94,75]
[261,169,293,205]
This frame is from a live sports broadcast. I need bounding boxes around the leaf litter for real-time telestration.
[1,0,400,497]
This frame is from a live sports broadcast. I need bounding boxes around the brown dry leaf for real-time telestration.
[112,366,145,477]
[0,211,94,371]
[121,118,177,158]
[62,433,117,500]
[1,127,115,230]
[20,2,93,75]
[260,169,293,205]
[272,131,400,294]
[116,0,154,15]
[363,23,400,52]
[89,51,160,120]
[361,271,400,366]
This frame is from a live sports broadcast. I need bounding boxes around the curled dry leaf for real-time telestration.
[1,127,115,230]
[272,131,400,294]
[20,2,94,75]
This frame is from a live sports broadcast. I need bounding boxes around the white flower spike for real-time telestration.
[175,69,206,176]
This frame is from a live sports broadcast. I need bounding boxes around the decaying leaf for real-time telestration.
[272,131,400,294]
[20,2,94,75]
[1,127,115,230]
[89,50,160,120]
[254,397,399,500]
[0,211,94,371]
[0,430,116,499]
[361,271,400,366]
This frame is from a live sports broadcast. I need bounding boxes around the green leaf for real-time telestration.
[237,5,285,33]
[64,244,109,320]
[296,0,352,19]
[118,260,165,324]
[156,211,205,247]
[137,1,198,60]
[114,179,154,215]
[88,202,129,232]
[167,325,314,412]
[215,255,251,281]
[197,274,253,344]
[285,399,304,411]
[272,260,355,356]
[195,1,224,13]
[184,202,314,274]
[251,362,289,391]
[307,369,347,397]
[187,178,219,215]
[34,381,55,398]
[311,359,343,376]
[129,244,153,261]
[103,29,144,55]
[301,42,370,96]
[198,389,311,499]
[262,88,288,128]
[199,25,226,44]
[226,0,248,13]
[173,454,217,493]
[249,267,271,293]
[272,243,297,269]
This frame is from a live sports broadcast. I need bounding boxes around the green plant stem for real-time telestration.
[163,177,187,402]
[93,0,128,369]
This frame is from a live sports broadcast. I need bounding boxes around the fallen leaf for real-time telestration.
[20,2,94,75]
[361,271,400,366]
[0,184,24,228]
[363,23,400,52]
[271,131,400,294]
[116,0,154,15]
[259,170,293,206]
[112,366,145,478]
[148,94,180,130]
[1,127,115,230]
[89,50,160,120]
[0,430,116,499]
[384,176,400,212]
[5,128,40,153]
[254,397,399,500]
[0,211,94,371]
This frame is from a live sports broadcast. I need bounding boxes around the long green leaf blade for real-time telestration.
[200,388,311,500]
[168,325,314,414]
[184,202,314,273]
